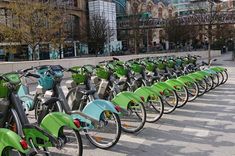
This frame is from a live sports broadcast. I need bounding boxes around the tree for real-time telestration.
[0,0,68,60]
[164,18,199,50]
[128,2,146,54]
[88,14,114,56]
[214,24,235,60]
[190,0,223,63]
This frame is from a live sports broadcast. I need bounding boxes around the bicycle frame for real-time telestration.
[0,72,84,153]
[54,83,118,124]
[8,91,81,149]
[33,65,120,126]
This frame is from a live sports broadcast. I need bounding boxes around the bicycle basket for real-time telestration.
[114,65,128,78]
[37,67,54,90]
[157,61,166,70]
[83,65,95,74]
[131,63,142,73]
[0,72,21,98]
[70,66,86,85]
[146,63,155,72]
[167,60,175,68]
[96,67,109,80]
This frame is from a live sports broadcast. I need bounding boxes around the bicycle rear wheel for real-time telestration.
[47,127,83,156]
[197,79,207,96]
[120,102,146,133]
[187,82,199,102]
[2,148,26,156]
[85,111,121,149]
[176,86,189,108]
[205,76,213,92]
[162,89,178,114]
[145,96,164,123]
[217,72,224,85]
[221,70,228,84]
[211,74,219,89]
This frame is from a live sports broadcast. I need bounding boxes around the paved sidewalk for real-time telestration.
[82,52,235,156]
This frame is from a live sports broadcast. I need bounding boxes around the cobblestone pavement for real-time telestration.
[27,53,235,156]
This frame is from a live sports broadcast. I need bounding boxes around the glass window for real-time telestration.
[158,7,162,18]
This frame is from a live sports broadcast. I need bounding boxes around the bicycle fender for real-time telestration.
[0,128,29,154]
[187,73,204,81]
[210,67,226,72]
[134,86,160,102]
[152,82,175,92]
[40,112,80,138]
[195,71,210,76]
[70,114,93,129]
[165,79,185,89]
[177,75,195,84]
[82,99,119,121]
[203,69,217,75]
[112,91,142,109]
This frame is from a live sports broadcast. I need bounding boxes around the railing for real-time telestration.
[117,11,235,30]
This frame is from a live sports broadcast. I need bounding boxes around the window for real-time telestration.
[169,9,172,17]
[158,7,162,18]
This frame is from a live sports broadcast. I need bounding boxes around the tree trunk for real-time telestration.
[208,25,212,65]
[232,39,235,61]
[134,32,137,54]
[59,44,62,59]
[32,49,36,61]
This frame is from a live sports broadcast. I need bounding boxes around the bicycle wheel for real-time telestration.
[5,109,22,135]
[66,88,84,110]
[197,79,207,96]
[47,127,83,156]
[5,110,49,155]
[162,89,178,114]
[120,102,146,133]
[221,70,228,84]
[2,148,26,156]
[211,74,219,89]
[217,72,224,85]
[85,111,121,149]
[34,96,63,124]
[145,96,164,123]
[176,86,189,108]
[204,76,213,91]
[67,89,122,149]
[187,82,199,102]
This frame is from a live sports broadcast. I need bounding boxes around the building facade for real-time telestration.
[0,0,89,60]
[89,0,117,41]
[88,0,122,55]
